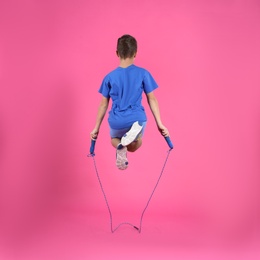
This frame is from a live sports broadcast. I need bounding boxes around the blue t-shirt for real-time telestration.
[99,64,158,129]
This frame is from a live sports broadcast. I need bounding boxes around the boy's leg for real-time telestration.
[111,138,121,148]
[111,137,142,152]
[127,138,142,152]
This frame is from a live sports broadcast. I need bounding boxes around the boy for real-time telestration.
[90,34,169,170]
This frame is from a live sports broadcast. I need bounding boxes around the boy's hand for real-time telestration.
[158,124,169,137]
[90,129,99,140]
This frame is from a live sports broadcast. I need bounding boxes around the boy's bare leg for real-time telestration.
[111,138,121,148]
[111,137,142,152]
[127,138,142,152]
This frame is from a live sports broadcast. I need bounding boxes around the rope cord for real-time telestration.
[88,149,172,233]
[138,149,171,233]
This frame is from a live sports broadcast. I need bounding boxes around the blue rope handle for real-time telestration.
[89,138,96,156]
[165,136,174,150]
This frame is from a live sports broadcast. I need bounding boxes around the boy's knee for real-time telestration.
[127,140,142,152]
[127,146,139,152]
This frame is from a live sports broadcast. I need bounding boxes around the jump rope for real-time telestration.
[88,136,174,233]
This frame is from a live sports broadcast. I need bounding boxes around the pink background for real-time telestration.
[0,0,260,259]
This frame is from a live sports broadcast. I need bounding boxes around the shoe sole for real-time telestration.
[116,146,128,170]
[121,121,143,146]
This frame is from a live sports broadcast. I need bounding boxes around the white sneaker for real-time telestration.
[116,144,128,170]
[121,121,143,146]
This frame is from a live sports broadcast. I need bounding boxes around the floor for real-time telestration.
[1,210,259,260]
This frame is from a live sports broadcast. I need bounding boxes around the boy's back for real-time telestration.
[99,64,158,129]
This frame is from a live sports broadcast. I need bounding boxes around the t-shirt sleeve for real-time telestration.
[98,76,110,98]
[143,70,159,94]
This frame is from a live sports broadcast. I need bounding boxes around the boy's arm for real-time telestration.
[90,96,110,139]
[146,91,169,137]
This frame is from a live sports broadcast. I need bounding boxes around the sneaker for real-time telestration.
[121,121,143,146]
[116,144,128,170]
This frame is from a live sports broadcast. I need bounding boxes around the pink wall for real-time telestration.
[0,0,260,253]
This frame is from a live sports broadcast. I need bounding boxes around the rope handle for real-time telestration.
[165,136,174,150]
[89,138,96,156]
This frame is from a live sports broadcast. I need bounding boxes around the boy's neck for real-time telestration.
[119,57,135,68]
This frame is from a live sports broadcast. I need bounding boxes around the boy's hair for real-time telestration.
[117,34,137,59]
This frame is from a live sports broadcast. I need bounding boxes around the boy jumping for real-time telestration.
[90,34,169,170]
